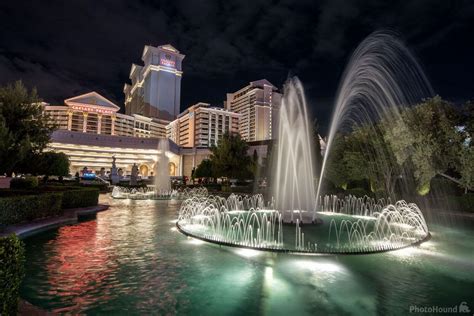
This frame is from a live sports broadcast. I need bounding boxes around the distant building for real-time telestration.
[124,44,185,121]
[167,102,240,147]
[44,91,167,138]
[225,79,281,142]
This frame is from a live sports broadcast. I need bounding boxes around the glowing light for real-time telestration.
[293,260,344,273]
[264,266,273,283]
[187,238,205,245]
[170,227,177,232]
[390,247,419,257]
[234,248,261,258]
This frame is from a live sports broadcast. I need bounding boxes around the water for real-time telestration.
[21,196,474,314]
[154,138,171,191]
[317,31,433,199]
[177,194,429,253]
[272,78,317,216]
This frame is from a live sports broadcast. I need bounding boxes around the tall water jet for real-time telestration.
[272,78,317,219]
[154,138,171,191]
[317,31,433,201]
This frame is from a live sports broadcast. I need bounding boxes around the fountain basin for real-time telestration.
[176,194,430,255]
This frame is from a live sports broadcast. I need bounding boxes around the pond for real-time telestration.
[21,195,474,315]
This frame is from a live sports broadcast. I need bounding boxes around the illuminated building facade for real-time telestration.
[124,44,184,121]
[166,102,240,147]
[44,92,168,138]
[225,79,281,141]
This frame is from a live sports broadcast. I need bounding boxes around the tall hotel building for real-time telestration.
[40,43,278,177]
[124,44,184,121]
[225,79,281,141]
[167,102,240,147]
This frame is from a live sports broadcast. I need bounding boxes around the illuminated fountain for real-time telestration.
[177,31,432,255]
[155,138,171,192]
[177,194,429,254]
[272,77,317,224]
[111,185,208,200]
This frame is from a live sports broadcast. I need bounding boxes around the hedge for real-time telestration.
[0,234,25,315]
[9,176,38,189]
[0,193,63,227]
[61,187,99,209]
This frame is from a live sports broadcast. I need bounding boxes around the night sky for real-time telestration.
[1,0,473,133]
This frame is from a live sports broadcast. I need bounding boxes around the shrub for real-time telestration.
[0,193,62,226]
[60,187,99,209]
[0,234,25,315]
[9,176,38,190]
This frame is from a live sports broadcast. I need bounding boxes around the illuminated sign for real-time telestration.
[160,54,176,68]
[82,172,96,180]
[71,105,115,114]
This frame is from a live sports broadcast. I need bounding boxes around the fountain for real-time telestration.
[111,186,208,200]
[176,31,432,255]
[155,138,171,192]
[111,138,210,200]
[272,78,317,223]
[317,30,433,200]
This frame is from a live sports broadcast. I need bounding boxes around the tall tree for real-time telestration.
[210,132,252,180]
[194,159,214,179]
[0,81,55,175]
[383,96,463,194]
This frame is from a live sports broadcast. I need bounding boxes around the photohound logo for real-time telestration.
[409,301,471,314]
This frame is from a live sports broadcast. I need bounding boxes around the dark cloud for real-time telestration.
[0,0,473,134]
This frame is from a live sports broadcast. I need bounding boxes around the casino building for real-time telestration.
[124,44,184,121]
[43,44,277,179]
[225,79,281,142]
[166,102,241,147]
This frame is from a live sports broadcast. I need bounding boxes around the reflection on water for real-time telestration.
[21,195,474,314]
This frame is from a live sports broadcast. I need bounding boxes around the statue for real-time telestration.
[130,163,138,186]
[110,155,120,184]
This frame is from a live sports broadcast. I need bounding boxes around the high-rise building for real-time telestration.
[167,102,240,147]
[124,44,185,121]
[225,79,281,142]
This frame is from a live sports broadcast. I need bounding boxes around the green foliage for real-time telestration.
[0,81,55,175]
[0,193,62,226]
[458,146,473,191]
[325,125,401,196]
[194,159,214,178]
[37,152,70,177]
[9,176,38,189]
[327,96,471,197]
[383,96,464,193]
[0,234,25,315]
[210,132,253,180]
[60,187,99,209]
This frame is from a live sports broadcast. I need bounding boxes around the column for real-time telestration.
[97,114,102,134]
[82,112,88,133]
[111,115,116,135]
[67,111,73,131]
